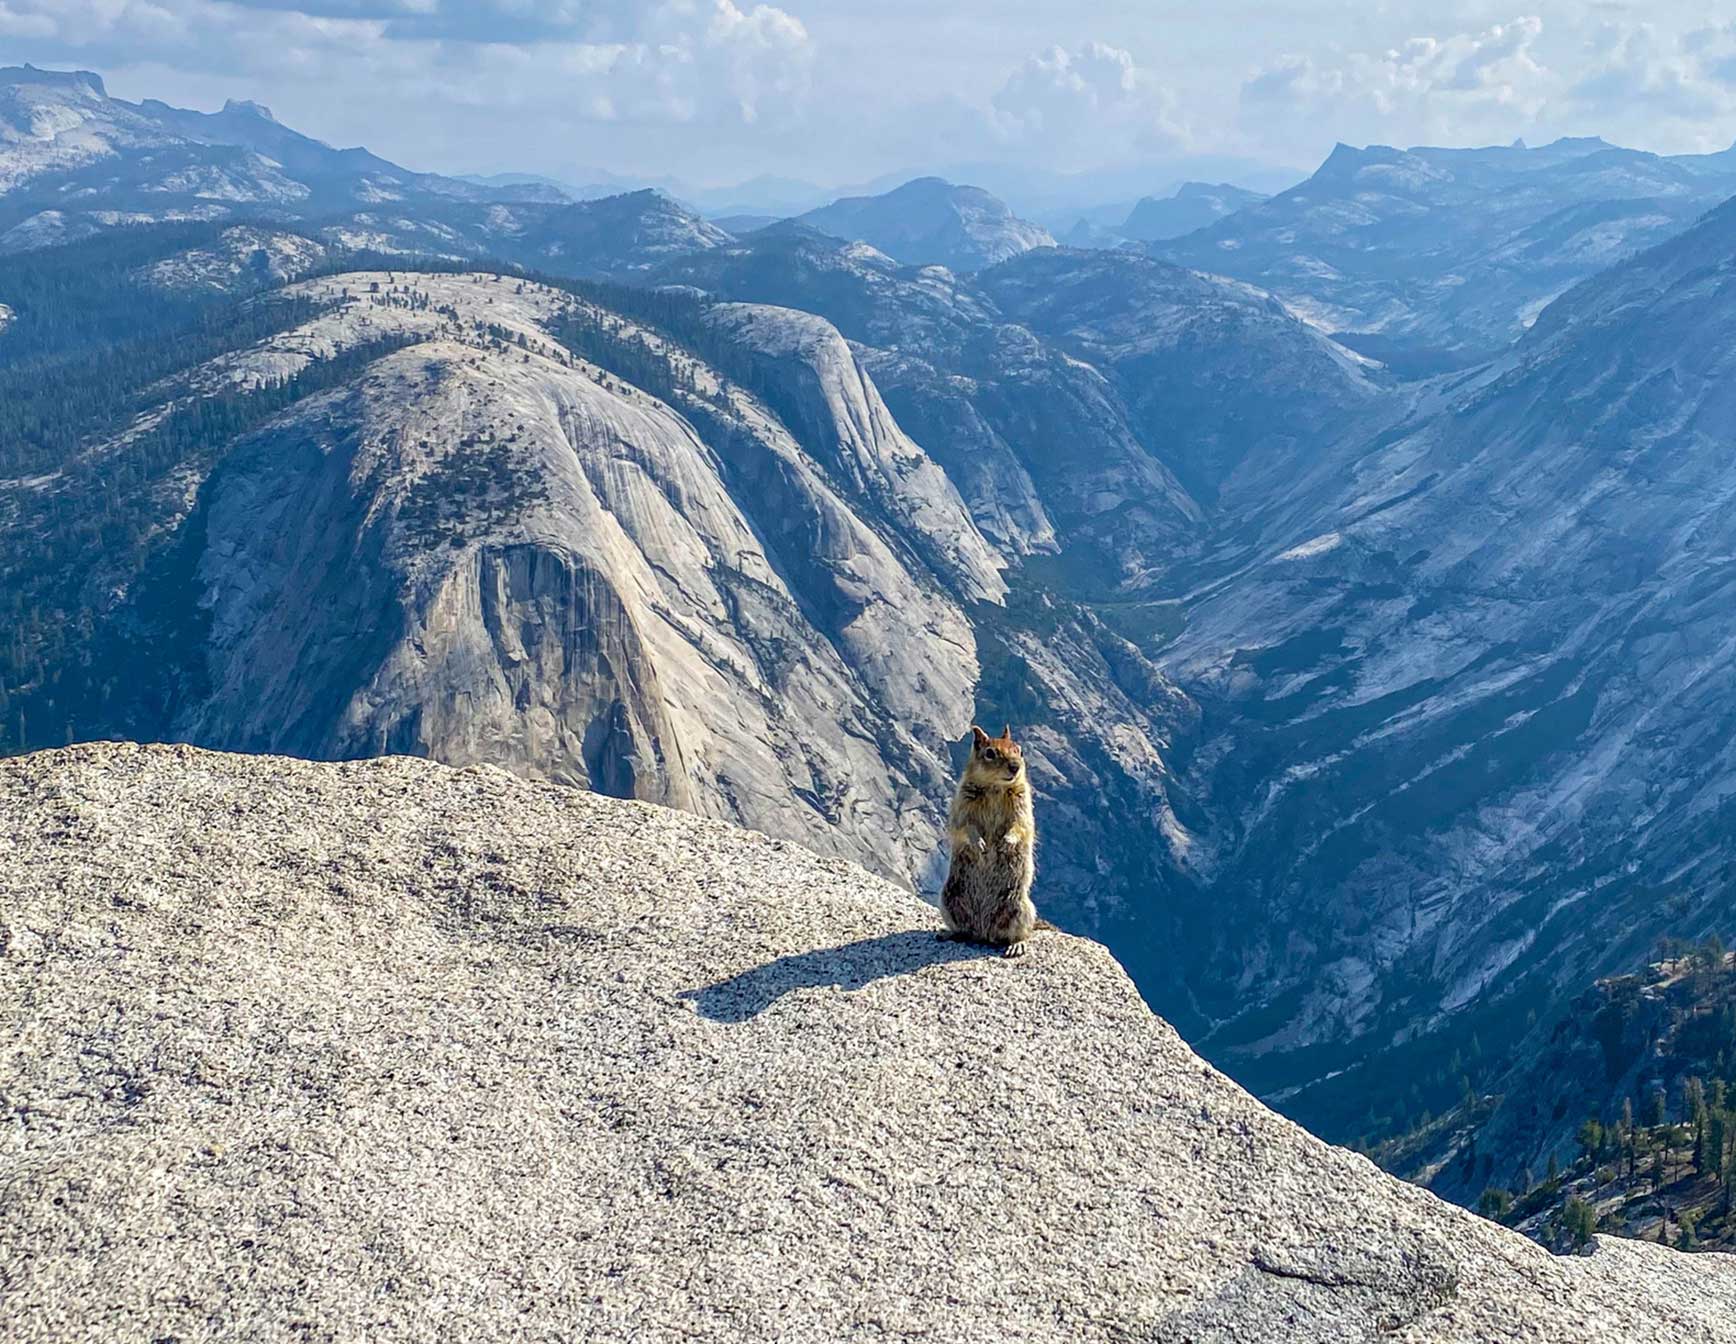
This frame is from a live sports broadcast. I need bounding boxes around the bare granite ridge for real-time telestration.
[3,742,1734,1342]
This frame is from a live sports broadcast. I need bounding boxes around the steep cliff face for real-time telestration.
[3,269,995,888]
[7,743,1736,1343]
[976,248,1388,513]
[699,301,1006,604]
[658,234,1385,582]
[1154,196,1736,1138]
[283,278,992,884]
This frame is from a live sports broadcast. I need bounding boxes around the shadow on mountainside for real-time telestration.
[683,930,996,1023]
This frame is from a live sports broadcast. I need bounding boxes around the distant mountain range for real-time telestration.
[0,64,566,249]
[0,67,746,276]
[0,68,1062,275]
[1155,136,1736,371]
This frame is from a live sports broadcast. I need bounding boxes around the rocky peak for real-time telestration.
[1314,140,1389,178]
[4,742,1735,1341]
[219,97,279,123]
[1121,182,1267,243]
[797,176,1055,272]
[0,65,106,98]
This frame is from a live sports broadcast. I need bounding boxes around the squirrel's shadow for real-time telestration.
[682,929,994,1023]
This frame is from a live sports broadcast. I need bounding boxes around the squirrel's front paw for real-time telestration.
[1002,830,1023,850]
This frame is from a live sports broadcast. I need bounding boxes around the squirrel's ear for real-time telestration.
[970,725,990,748]
[1001,723,1012,742]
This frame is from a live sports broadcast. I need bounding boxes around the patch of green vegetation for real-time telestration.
[1090,599,1187,653]
[1489,1065,1736,1253]
[0,224,325,477]
[1,328,417,754]
[395,426,552,550]
[1014,547,1125,603]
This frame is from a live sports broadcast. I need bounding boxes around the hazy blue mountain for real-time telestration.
[1028,200,1139,249]
[1155,137,1736,371]
[456,172,585,198]
[688,174,837,217]
[709,213,783,236]
[1120,182,1267,243]
[796,177,1055,271]
[914,157,1303,214]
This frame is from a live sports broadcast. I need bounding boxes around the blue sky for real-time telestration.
[4,1,1735,190]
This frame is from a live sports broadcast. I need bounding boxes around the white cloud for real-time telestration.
[1566,22,1736,139]
[1240,17,1554,154]
[989,40,1187,165]
[702,1,812,124]
[1236,13,1736,160]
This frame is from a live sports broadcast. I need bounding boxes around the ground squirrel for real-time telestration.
[940,724,1049,958]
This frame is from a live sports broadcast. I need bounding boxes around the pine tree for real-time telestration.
[1561,1196,1597,1250]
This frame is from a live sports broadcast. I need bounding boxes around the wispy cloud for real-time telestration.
[990,40,1188,163]
[1240,17,1554,155]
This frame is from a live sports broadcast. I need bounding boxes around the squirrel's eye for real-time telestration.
[983,750,999,761]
